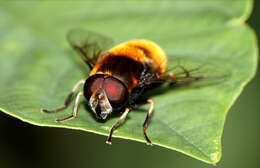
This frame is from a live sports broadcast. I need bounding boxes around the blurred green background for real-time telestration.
[0,1,259,168]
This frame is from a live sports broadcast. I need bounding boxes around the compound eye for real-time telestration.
[84,74,104,99]
[103,77,127,107]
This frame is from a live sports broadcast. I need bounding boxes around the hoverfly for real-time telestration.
[41,29,207,145]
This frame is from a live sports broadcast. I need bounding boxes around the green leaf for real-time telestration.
[0,0,257,164]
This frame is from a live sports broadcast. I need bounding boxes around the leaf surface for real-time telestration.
[0,0,257,164]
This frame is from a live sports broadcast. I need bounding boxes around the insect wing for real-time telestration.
[165,56,231,86]
[67,29,114,68]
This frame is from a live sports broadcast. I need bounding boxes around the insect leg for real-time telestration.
[41,79,85,113]
[55,90,84,122]
[106,108,130,145]
[143,99,154,145]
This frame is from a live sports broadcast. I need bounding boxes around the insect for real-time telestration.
[41,29,206,145]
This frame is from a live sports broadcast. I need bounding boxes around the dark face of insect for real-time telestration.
[84,74,128,120]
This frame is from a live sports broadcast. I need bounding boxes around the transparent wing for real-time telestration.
[164,56,231,87]
[67,28,114,69]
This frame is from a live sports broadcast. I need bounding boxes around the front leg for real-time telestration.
[41,79,85,113]
[55,90,84,122]
[106,108,130,145]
